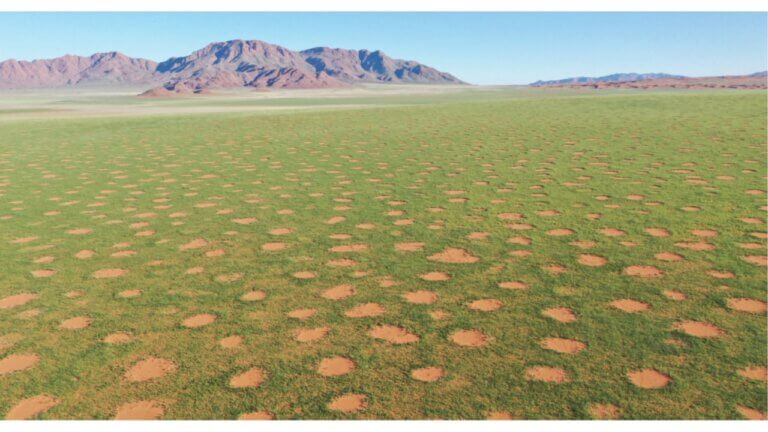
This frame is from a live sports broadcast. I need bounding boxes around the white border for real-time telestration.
[0,0,766,12]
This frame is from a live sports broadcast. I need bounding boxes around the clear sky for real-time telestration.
[0,12,765,84]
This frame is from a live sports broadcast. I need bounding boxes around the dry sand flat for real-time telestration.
[5,395,59,420]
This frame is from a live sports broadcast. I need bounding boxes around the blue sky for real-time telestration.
[0,12,765,84]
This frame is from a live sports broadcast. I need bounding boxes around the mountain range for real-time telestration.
[0,39,465,95]
[531,71,767,89]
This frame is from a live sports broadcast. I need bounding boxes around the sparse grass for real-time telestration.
[0,90,765,419]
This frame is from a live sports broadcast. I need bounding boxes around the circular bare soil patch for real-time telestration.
[103,332,133,344]
[75,250,95,259]
[321,284,355,300]
[0,293,39,310]
[427,248,479,263]
[93,268,127,279]
[395,242,425,252]
[327,394,367,413]
[294,327,330,342]
[655,252,683,262]
[125,357,176,382]
[30,270,55,278]
[293,271,317,280]
[411,366,445,382]
[610,299,650,313]
[468,299,503,312]
[627,369,670,389]
[499,281,528,290]
[318,356,355,377]
[588,403,620,420]
[644,228,670,237]
[0,353,39,375]
[736,405,767,420]
[118,289,142,298]
[487,411,515,420]
[547,228,574,236]
[525,366,569,383]
[60,316,91,330]
[262,242,288,251]
[238,411,274,420]
[183,313,216,328]
[288,309,317,320]
[179,239,208,251]
[726,298,767,314]
[673,321,724,338]
[369,325,419,344]
[737,366,767,382]
[229,367,266,388]
[345,303,385,318]
[663,290,687,301]
[420,271,450,281]
[241,290,266,302]
[403,290,438,304]
[599,228,625,237]
[622,266,663,278]
[450,329,491,347]
[220,336,243,348]
[5,394,59,420]
[114,400,165,420]
[540,337,586,354]
[578,254,607,267]
[542,307,577,323]
[742,255,768,266]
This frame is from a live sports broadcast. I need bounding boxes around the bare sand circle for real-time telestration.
[93,268,127,279]
[327,394,367,413]
[238,411,274,420]
[287,309,317,320]
[499,281,528,290]
[318,356,355,377]
[543,307,577,323]
[427,248,479,263]
[0,353,39,375]
[241,291,267,301]
[345,303,385,318]
[627,369,670,389]
[411,367,445,382]
[183,314,216,328]
[5,394,59,420]
[610,299,650,313]
[125,357,176,382]
[369,325,419,344]
[578,254,607,267]
[395,242,425,252]
[622,266,663,278]
[321,284,355,300]
[114,400,165,420]
[727,298,766,314]
[420,272,450,281]
[294,327,330,342]
[293,271,317,279]
[468,299,503,311]
[525,366,569,383]
[104,332,133,344]
[737,366,767,382]
[229,367,266,388]
[0,293,39,310]
[673,320,724,338]
[540,337,586,354]
[220,336,243,348]
[588,403,620,420]
[403,290,438,304]
[450,329,490,347]
[60,316,91,330]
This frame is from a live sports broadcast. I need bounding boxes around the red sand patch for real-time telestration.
[738,366,767,381]
[125,357,176,382]
[498,213,523,220]
[645,228,670,237]
[11,236,38,244]
[450,329,491,347]
[737,406,767,420]
[0,353,39,375]
[114,400,164,420]
[111,250,137,258]
[232,218,257,225]
[547,228,574,236]
[346,303,385,318]
[541,337,586,354]
[293,271,317,279]
[220,336,243,348]
[33,256,54,264]
[118,289,142,298]
[468,299,503,311]
[318,356,356,376]
[627,369,671,389]
[369,325,419,344]
[287,308,317,320]
[675,242,716,251]
[321,284,355,300]
[411,366,445,382]
[395,242,425,252]
[655,252,684,262]
[525,366,569,383]
[742,255,768,266]
[241,291,266,301]
[610,299,650,313]
[269,228,293,235]
[420,272,450,281]
[707,270,734,279]
[103,332,133,344]
[467,232,490,240]
[93,268,127,279]
[294,327,330,342]
[599,228,625,237]
[622,266,663,278]
[327,394,367,413]
[663,290,687,301]
[403,291,438,304]
[487,411,515,420]
[427,248,479,264]
[5,394,59,420]
[692,229,718,237]
[180,238,208,251]
[578,254,607,267]
[589,404,620,420]
[238,411,274,420]
[183,314,216,328]
[543,307,577,323]
[75,250,95,259]
[499,281,528,290]
[326,216,346,225]
[216,273,243,283]
[330,244,369,253]
[727,298,766,314]
[67,228,92,235]
[60,316,91,330]
[0,293,39,310]
[30,270,55,278]
[508,236,532,245]
[262,242,288,251]
[673,321,724,338]
[229,367,266,388]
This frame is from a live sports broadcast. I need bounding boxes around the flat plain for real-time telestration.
[0,87,766,419]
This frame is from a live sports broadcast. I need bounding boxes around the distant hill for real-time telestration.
[530,73,685,87]
[530,71,767,90]
[0,39,465,95]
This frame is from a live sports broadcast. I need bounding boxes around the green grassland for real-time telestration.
[0,89,766,419]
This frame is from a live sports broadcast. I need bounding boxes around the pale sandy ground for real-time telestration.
[0,84,501,120]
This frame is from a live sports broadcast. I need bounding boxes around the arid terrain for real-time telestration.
[0,86,766,419]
